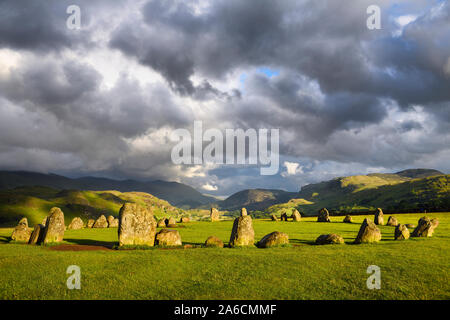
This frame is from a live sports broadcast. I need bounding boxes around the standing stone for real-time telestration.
[107,215,115,227]
[93,215,108,228]
[28,224,45,244]
[180,217,190,223]
[374,208,384,225]
[394,224,410,240]
[155,229,182,246]
[317,208,330,222]
[291,210,301,222]
[165,217,176,226]
[87,219,95,228]
[241,208,248,216]
[343,215,352,223]
[387,216,399,227]
[315,234,344,245]
[411,217,439,237]
[271,214,279,221]
[68,217,84,230]
[157,218,167,228]
[42,207,65,244]
[280,212,288,221]
[354,218,381,244]
[229,215,255,247]
[109,218,119,228]
[118,203,157,246]
[210,208,220,222]
[11,218,32,242]
[205,236,224,248]
[257,232,289,248]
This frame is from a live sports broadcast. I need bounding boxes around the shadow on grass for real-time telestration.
[63,238,117,249]
[0,236,11,244]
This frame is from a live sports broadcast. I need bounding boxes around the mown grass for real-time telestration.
[0,213,449,300]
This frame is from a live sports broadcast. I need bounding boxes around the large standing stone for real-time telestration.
[411,217,439,237]
[354,218,381,244]
[241,208,248,216]
[11,218,31,242]
[87,219,95,228]
[210,208,220,222]
[257,231,289,248]
[271,214,279,221]
[28,224,45,244]
[42,207,65,244]
[68,217,84,230]
[157,218,167,228]
[343,215,352,223]
[205,236,224,248]
[93,215,108,228]
[394,224,410,240]
[155,229,182,246]
[317,208,330,222]
[374,208,384,225]
[315,234,344,245]
[118,203,157,246]
[229,215,255,247]
[291,210,301,222]
[386,216,399,227]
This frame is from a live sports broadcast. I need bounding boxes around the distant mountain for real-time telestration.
[263,170,449,216]
[210,189,298,211]
[0,171,215,209]
[0,186,184,227]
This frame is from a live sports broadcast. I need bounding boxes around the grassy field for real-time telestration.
[0,213,449,300]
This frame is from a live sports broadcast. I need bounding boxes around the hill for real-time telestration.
[262,171,449,216]
[0,186,184,227]
[208,189,297,211]
[0,171,215,209]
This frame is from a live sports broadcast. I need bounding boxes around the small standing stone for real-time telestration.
[68,217,84,230]
[374,208,384,225]
[205,236,224,248]
[28,224,45,244]
[157,218,167,228]
[291,210,301,222]
[87,219,95,228]
[354,218,381,244]
[387,216,399,227]
[343,215,352,223]
[394,224,410,240]
[11,218,32,242]
[42,207,65,244]
[411,217,439,237]
[93,215,108,228]
[180,217,190,223]
[315,234,344,245]
[317,208,330,222]
[210,208,220,222]
[155,229,182,246]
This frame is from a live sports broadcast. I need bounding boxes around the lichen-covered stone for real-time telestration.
[354,218,381,244]
[387,216,399,227]
[68,217,84,230]
[28,224,45,244]
[165,217,176,226]
[11,218,31,242]
[118,203,157,246]
[42,207,65,244]
[257,231,289,248]
[93,215,108,228]
[291,210,301,222]
[107,215,118,228]
[317,208,330,222]
[155,229,182,246]
[87,219,95,228]
[394,224,410,240]
[229,215,255,247]
[411,217,439,237]
[205,236,224,248]
[241,208,248,217]
[374,208,384,225]
[210,208,220,222]
[343,215,352,223]
[180,217,190,223]
[315,234,344,245]
[157,218,167,228]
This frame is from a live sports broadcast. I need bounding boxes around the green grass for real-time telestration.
[0,213,449,300]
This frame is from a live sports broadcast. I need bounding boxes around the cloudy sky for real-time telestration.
[0,0,449,197]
